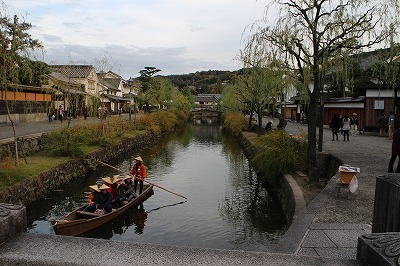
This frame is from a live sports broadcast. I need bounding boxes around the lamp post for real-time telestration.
[127,77,133,121]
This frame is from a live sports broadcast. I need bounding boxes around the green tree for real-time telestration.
[0,12,42,166]
[246,0,399,183]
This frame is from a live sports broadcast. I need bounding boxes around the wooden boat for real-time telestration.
[52,184,153,236]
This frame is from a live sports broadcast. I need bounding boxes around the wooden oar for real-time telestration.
[98,161,187,200]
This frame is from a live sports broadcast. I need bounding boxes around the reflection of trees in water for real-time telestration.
[192,125,222,144]
[218,134,287,246]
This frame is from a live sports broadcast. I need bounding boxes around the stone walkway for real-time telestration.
[0,116,391,265]
[270,118,391,259]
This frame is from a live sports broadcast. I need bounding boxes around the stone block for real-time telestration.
[357,233,400,266]
[0,203,26,245]
[372,175,400,233]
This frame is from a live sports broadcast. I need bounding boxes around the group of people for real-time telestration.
[376,112,396,139]
[87,156,148,214]
[330,113,359,141]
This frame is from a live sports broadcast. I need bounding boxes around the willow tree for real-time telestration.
[233,50,289,134]
[0,13,42,166]
[246,0,399,183]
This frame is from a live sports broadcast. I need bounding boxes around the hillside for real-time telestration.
[161,70,238,94]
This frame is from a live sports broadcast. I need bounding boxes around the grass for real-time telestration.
[0,156,69,192]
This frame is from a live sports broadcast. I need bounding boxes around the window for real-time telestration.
[374,100,384,110]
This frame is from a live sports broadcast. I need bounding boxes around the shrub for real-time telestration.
[150,110,178,132]
[251,130,307,182]
[222,112,247,137]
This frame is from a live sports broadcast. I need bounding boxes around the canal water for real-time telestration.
[26,125,287,251]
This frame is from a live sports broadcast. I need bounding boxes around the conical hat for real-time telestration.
[89,184,99,192]
[102,176,112,184]
[112,175,120,183]
[124,175,133,180]
[99,184,109,190]
[134,156,143,162]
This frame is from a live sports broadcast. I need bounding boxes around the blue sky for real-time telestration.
[6,0,268,78]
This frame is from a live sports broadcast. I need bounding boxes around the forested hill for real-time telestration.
[161,70,239,94]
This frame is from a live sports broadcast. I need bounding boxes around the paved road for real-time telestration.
[0,116,104,142]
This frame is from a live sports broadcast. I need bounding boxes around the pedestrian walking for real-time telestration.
[58,105,64,123]
[351,113,359,136]
[376,114,388,137]
[329,113,341,141]
[388,111,395,140]
[83,105,88,120]
[47,106,54,123]
[342,115,351,141]
[388,126,400,173]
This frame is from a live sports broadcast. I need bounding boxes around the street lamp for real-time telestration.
[127,77,133,121]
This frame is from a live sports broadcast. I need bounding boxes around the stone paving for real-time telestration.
[272,118,391,260]
[0,116,390,265]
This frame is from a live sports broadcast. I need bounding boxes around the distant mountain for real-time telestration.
[160,70,238,94]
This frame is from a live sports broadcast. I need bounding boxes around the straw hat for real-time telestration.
[89,184,99,192]
[112,175,121,184]
[99,184,109,190]
[124,175,133,180]
[134,156,143,162]
[102,176,112,184]
[353,113,357,116]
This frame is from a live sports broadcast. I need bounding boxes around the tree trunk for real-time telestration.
[5,98,19,166]
[307,92,319,183]
[257,107,263,135]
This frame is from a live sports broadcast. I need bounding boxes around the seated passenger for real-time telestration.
[113,177,127,208]
[93,184,113,214]
[123,175,136,202]
[88,184,99,205]
[102,176,115,199]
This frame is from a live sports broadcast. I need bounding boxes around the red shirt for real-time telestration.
[131,163,148,179]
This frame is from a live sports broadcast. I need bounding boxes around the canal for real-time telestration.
[26,125,287,251]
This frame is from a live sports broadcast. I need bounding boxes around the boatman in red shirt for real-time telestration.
[131,156,148,194]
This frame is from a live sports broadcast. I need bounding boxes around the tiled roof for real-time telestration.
[194,94,222,103]
[49,65,95,78]
[98,77,121,91]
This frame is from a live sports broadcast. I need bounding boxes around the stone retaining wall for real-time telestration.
[1,133,44,158]
[0,130,162,205]
[238,132,342,226]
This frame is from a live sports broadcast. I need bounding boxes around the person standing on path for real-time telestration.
[342,115,351,141]
[83,105,88,120]
[47,106,54,123]
[131,156,148,195]
[351,113,359,136]
[388,111,395,140]
[376,114,388,137]
[330,113,341,141]
[388,126,400,173]
[58,105,64,123]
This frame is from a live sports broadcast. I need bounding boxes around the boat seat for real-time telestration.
[77,211,102,218]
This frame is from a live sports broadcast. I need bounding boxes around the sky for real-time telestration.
[6,0,269,79]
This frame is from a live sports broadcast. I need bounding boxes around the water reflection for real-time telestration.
[27,125,287,251]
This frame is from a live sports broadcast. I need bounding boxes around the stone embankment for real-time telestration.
[238,131,342,226]
[0,130,162,205]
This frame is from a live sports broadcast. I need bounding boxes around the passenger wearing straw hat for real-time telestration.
[123,175,136,202]
[102,176,116,199]
[131,156,148,194]
[88,184,99,205]
[93,184,113,214]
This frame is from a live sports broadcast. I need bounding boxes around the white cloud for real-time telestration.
[6,0,268,78]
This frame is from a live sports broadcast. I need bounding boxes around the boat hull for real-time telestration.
[53,185,153,236]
